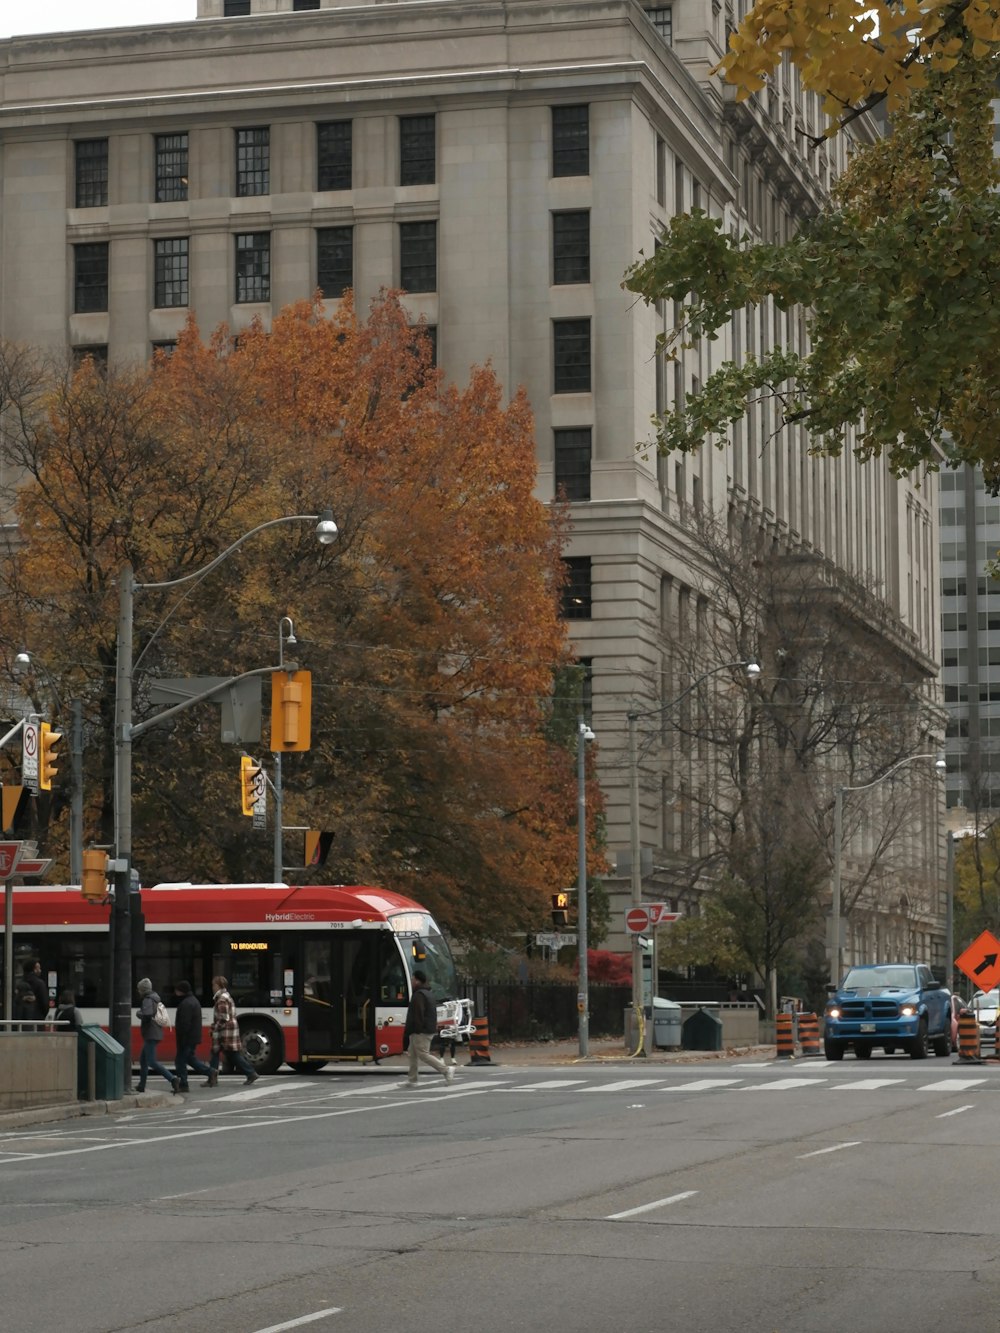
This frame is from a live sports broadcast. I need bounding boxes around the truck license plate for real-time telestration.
[860,1023,876,1033]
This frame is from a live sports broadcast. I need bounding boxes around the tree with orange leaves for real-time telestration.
[0,293,604,942]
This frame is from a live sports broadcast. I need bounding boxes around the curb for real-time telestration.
[0,1090,174,1132]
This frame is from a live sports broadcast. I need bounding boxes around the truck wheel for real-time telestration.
[908,1019,928,1059]
[854,1043,872,1059]
[824,1039,844,1060]
[932,1031,950,1057]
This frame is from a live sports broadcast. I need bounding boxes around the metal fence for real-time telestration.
[459,980,632,1043]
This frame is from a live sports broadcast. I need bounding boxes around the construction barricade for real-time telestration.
[775,1011,795,1059]
[958,1009,982,1063]
[468,1016,494,1065]
[797,1012,821,1057]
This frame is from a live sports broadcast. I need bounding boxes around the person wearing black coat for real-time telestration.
[173,980,212,1092]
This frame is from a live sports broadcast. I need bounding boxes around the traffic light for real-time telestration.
[81,848,108,902]
[39,722,62,791]
[551,891,570,927]
[305,829,334,867]
[240,755,262,816]
[270,670,312,752]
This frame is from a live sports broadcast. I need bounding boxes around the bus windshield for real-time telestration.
[390,911,459,1000]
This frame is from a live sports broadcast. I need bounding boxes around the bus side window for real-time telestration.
[380,947,407,1003]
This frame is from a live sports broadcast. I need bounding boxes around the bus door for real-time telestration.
[299,933,378,1057]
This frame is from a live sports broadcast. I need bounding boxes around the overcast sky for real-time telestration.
[0,2,198,39]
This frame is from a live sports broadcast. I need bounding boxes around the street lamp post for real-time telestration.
[111,510,337,1067]
[274,616,297,883]
[577,714,595,1057]
[627,659,760,1023]
[830,752,947,987]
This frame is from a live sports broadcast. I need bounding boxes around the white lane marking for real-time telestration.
[506,1080,588,1091]
[659,1079,743,1092]
[831,1079,906,1091]
[744,1079,827,1091]
[213,1083,302,1103]
[797,1141,862,1159]
[157,1186,214,1200]
[606,1190,698,1220]
[583,1079,667,1092]
[917,1079,987,1092]
[252,1308,343,1332]
[0,1088,495,1165]
[937,1104,975,1118]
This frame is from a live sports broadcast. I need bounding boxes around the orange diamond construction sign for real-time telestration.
[955,929,1000,993]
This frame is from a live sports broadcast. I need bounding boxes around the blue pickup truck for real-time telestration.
[823,964,951,1060]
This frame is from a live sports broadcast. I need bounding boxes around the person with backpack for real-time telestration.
[172,980,212,1092]
[135,977,178,1094]
[204,975,258,1087]
[54,989,83,1033]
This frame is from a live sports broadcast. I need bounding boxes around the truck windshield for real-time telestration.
[842,966,918,990]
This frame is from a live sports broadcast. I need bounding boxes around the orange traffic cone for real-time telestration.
[468,1016,494,1065]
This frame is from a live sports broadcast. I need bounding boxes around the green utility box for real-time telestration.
[681,1006,723,1052]
[78,1026,126,1102]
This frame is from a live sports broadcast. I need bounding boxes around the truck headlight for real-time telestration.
[826,1006,841,1019]
[900,1005,916,1016]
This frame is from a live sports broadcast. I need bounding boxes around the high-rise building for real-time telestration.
[0,0,944,965]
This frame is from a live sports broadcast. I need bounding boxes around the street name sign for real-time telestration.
[955,929,1000,993]
[535,932,578,949]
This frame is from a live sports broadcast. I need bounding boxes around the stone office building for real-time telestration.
[0,0,945,964]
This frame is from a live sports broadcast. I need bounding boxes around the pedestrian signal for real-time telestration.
[551,891,570,927]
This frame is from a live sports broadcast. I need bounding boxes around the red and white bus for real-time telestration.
[2,881,471,1072]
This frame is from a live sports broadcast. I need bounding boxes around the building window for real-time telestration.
[235,232,270,303]
[154,237,189,308]
[317,121,352,190]
[223,0,251,14]
[72,345,108,369]
[553,211,590,285]
[293,0,321,7]
[562,557,592,619]
[75,140,108,208]
[151,341,177,358]
[317,226,353,298]
[553,319,591,393]
[155,133,188,203]
[236,128,269,197]
[419,324,438,367]
[74,242,109,313]
[645,7,673,42]
[399,220,437,293]
[400,115,436,186]
[552,105,589,177]
[554,428,592,501]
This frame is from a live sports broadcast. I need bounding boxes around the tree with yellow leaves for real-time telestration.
[624,16,1000,484]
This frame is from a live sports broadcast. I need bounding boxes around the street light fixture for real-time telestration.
[627,659,760,1027]
[577,715,595,1057]
[830,752,947,987]
[111,510,337,1071]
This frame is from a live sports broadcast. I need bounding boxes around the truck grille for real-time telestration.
[839,1000,900,1019]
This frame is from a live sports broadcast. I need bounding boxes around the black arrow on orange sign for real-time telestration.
[974,954,999,976]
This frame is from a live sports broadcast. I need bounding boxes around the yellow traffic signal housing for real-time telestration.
[39,722,62,791]
[551,891,570,927]
[81,848,108,902]
[270,670,312,752]
[240,755,262,816]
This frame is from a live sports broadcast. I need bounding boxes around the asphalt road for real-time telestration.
[1,1052,997,1333]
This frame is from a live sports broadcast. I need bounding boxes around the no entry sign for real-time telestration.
[625,906,650,934]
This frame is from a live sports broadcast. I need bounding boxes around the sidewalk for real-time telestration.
[0,1038,776,1133]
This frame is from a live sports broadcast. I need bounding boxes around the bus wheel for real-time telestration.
[239,1018,283,1075]
[288,1061,328,1075]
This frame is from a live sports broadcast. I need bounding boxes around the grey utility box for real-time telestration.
[681,1006,723,1052]
[78,1026,126,1102]
[652,998,682,1048]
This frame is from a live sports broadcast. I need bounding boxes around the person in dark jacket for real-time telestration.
[402,970,453,1087]
[172,981,212,1092]
[16,959,49,1030]
[54,989,83,1033]
[135,977,178,1094]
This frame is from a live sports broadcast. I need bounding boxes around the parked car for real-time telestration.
[823,963,951,1059]
[972,989,999,1048]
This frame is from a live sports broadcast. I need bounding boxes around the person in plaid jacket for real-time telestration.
[204,975,258,1087]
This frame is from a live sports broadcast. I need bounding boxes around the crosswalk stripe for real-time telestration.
[505,1080,588,1091]
[582,1079,668,1092]
[832,1079,906,1091]
[916,1079,987,1091]
[659,1079,743,1092]
[744,1078,827,1091]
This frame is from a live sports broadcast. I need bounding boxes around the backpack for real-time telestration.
[55,1005,81,1033]
[153,999,170,1029]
